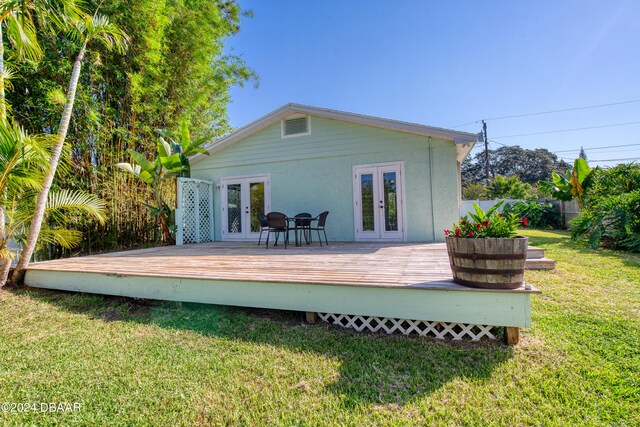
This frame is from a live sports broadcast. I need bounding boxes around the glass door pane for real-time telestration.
[360,173,375,231]
[248,181,265,233]
[382,171,398,231]
[226,184,242,233]
[354,164,403,241]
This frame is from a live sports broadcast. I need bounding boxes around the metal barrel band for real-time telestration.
[450,265,524,275]
[453,277,524,288]
[448,253,527,261]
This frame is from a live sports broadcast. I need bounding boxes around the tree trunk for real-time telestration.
[0,22,6,123]
[0,259,10,287]
[0,25,8,287]
[159,214,175,245]
[0,204,5,287]
[154,185,175,245]
[10,42,88,285]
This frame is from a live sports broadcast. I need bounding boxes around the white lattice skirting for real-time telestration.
[317,313,497,341]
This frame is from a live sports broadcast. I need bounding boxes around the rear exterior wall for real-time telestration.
[190,116,459,242]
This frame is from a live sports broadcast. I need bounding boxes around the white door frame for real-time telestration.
[220,174,271,241]
[352,161,406,241]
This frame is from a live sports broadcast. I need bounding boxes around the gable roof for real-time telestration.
[190,103,478,164]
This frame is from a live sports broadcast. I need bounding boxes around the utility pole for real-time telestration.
[482,120,490,185]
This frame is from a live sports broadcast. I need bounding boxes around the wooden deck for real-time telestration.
[24,242,541,332]
[26,242,539,293]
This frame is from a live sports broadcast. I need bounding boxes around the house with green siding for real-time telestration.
[189,104,477,243]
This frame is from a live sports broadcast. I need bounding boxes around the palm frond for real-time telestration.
[75,13,129,53]
[46,189,107,224]
[37,227,83,249]
[4,10,43,62]
[0,122,50,193]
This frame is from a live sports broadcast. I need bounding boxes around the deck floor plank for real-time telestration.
[27,242,540,293]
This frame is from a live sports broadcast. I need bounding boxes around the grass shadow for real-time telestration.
[12,287,514,407]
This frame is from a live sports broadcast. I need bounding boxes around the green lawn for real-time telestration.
[1,230,638,426]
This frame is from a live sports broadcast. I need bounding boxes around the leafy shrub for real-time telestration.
[462,183,488,200]
[503,200,562,229]
[486,175,536,199]
[570,163,640,252]
[445,200,527,238]
[538,158,593,206]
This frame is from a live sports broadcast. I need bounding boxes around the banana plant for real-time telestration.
[117,149,176,245]
[155,119,211,178]
[117,121,211,245]
[538,158,594,207]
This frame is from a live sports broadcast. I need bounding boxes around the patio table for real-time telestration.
[286,216,311,247]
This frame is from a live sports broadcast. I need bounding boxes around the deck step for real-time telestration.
[525,257,556,270]
[526,246,545,259]
[526,246,556,270]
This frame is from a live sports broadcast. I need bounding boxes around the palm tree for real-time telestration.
[11,13,128,284]
[0,122,106,285]
[1,188,107,285]
[0,0,49,264]
[0,121,47,285]
[0,0,81,285]
[0,127,106,287]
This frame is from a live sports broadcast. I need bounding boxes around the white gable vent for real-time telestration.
[282,115,310,138]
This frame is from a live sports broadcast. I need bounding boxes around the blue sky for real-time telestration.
[226,0,640,166]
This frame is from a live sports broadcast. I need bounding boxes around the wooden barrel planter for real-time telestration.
[445,236,528,289]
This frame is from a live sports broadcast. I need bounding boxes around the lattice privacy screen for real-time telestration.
[176,177,214,245]
[317,313,497,341]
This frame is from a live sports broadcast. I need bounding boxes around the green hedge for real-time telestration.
[503,200,562,229]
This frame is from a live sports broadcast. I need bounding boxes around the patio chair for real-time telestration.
[308,211,329,246]
[265,212,289,249]
[257,212,271,246]
[293,212,313,245]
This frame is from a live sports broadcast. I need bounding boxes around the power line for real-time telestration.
[492,121,640,139]
[553,143,640,153]
[489,139,509,147]
[588,157,640,162]
[448,98,640,129]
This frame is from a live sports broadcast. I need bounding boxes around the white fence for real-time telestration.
[175,177,214,245]
[558,201,580,226]
[460,198,580,227]
[459,199,524,217]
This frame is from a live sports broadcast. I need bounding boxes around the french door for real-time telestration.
[353,163,404,241]
[221,175,270,240]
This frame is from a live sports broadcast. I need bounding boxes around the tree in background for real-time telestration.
[7,0,255,258]
[462,146,570,187]
[461,183,488,200]
[579,146,588,161]
[486,175,536,200]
